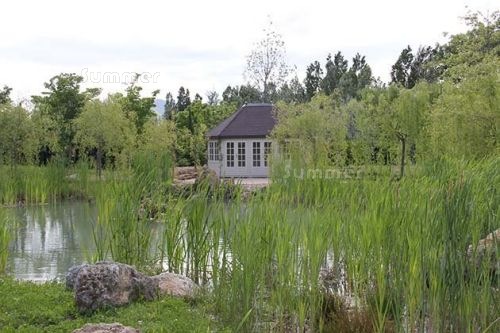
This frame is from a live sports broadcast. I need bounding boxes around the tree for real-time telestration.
[206,90,220,105]
[439,10,500,81]
[245,21,290,102]
[379,84,434,178]
[345,87,393,164]
[278,76,306,103]
[391,45,443,88]
[120,76,159,135]
[304,61,323,101]
[139,118,176,157]
[0,86,12,105]
[411,46,444,84]
[321,52,348,95]
[176,86,191,112]
[238,85,262,104]
[173,98,235,166]
[163,92,176,119]
[74,98,134,176]
[429,63,499,159]
[391,46,414,88]
[222,86,239,104]
[339,53,373,101]
[31,109,60,164]
[222,85,261,107]
[32,73,100,161]
[0,104,37,165]
[273,94,347,167]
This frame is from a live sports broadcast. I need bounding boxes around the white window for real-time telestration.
[226,142,234,167]
[214,142,220,161]
[264,142,272,167]
[237,142,246,167]
[252,142,261,167]
[208,141,215,161]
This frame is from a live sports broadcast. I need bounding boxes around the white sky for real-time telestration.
[1,0,497,102]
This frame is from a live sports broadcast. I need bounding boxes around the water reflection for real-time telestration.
[7,201,96,281]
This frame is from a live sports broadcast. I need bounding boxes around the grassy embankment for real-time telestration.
[0,277,225,332]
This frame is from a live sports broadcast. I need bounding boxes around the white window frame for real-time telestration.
[237,142,246,167]
[214,141,220,161]
[208,141,215,161]
[252,142,261,167]
[226,142,234,167]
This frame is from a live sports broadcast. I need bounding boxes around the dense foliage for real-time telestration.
[1,11,497,170]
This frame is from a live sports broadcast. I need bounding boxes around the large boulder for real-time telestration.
[152,272,199,299]
[66,263,90,290]
[72,323,140,333]
[67,262,157,313]
[66,262,199,313]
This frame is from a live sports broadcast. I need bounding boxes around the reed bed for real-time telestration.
[91,152,173,267]
[0,162,94,206]
[149,157,499,332]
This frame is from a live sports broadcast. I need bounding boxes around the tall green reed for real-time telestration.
[0,161,89,206]
[0,209,11,274]
[180,156,499,332]
[91,151,173,268]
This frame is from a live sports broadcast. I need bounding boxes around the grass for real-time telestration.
[0,277,225,332]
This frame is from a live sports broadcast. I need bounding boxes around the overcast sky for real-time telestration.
[1,0,497,102]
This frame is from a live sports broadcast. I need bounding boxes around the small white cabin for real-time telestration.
[207,103,276,178]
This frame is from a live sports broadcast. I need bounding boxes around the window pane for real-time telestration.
[237,142,246,167]
[253,142,261,167]
[209,142,214,161]
[226,142,234,167]
[215,142,220,161]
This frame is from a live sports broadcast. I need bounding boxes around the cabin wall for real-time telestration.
[207,138,274,178]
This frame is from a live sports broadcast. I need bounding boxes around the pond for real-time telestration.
[6,201,96,281]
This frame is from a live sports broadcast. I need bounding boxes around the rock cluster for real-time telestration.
[66,262,198,313]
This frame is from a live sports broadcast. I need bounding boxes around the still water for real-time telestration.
[7,201,96,281]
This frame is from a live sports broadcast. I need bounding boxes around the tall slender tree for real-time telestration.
[0,86,12,105]
[245,20,290,102]
[304,61,323,101]
[163,92,176,119]
[121,75,159,134]
[176,86,191,112]
[339,53,372,101]
[321,52,348,95]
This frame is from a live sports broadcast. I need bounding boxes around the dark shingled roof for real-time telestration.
[207,103,277,139]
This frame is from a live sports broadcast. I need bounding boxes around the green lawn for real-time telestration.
[0,277,224,332]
